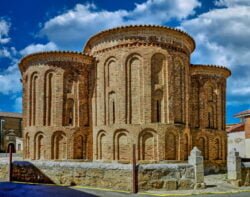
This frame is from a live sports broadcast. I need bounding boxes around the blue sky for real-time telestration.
[0,0,249,123]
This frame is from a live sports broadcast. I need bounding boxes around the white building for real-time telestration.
[227,110,250,158]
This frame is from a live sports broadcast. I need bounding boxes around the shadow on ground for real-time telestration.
[0,182,98,197]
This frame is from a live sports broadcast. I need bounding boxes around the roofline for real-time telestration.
[0,112,22,119]
[83,25,196,54]
[190,64,231,78]
[19,51,94,74]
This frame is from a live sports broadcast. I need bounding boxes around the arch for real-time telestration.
[52,131,67,160]
[44,70,54,126]
[165,131,178,160]
[138,129,157,160]
[214,137,221,160]
[197,136,208,160]
[104,57,117,125]
[34,131,45,160]
[73,134,86,159]
[96,130,108,160]
[125,54,142,124]
[173,58,185,123]
[65,98,74,126]
[29,72,38,126]
[113,130,130,161]
[25,132,30,158]
[151,53,165,85]
[204,81,217,129]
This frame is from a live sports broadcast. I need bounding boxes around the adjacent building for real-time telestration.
[19,25,231,168]
[0,112,23,153]
[227,110,250,158]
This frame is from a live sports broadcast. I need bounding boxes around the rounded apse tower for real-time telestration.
[84,25,195,162]
[19,51,94,160]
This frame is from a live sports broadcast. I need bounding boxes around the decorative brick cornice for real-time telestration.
[190,64,231,78]
[83,25,196,54]
[92,41,190,56]
[19,51,95,74]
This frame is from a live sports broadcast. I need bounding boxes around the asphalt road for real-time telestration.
[1,182,250,197]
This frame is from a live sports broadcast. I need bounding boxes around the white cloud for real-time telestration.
[0,63,21,95]
[214,0,250,7]
[181,4,250,103]
[20,42,58,56]
[41,0,201,50]
[13,96,22,112]
[0,19,10,44]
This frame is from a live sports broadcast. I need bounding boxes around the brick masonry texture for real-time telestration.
[18,25,231,166]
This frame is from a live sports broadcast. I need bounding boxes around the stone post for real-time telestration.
[188,147,205,189]
[227,148,241,186]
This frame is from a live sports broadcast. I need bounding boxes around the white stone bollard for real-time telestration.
[188,147,205,188]
[227,148,241,183]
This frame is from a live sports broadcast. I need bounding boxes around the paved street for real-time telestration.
[1,181,250,197]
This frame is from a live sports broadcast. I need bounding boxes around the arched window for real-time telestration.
[138,129,157,160]
[151,53,166,123]
[44,71,54,126]
[66,99,74,126]
[52,131,67,160]
[197,137,208,160]
[25,133,30,158]
[152,89,163,122]
[96,130,108,160]
[113,130,130,161]
[73,134,86,159]
[215,138,221,160]
[165,132,178,160]
[30,72,38,126]
[34,132,45,160]
[126,55,142,124]
[104,57,117,125]
[173,59,185,123]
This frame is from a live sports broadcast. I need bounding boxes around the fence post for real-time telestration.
[188,147,206,189]
[132,144,138,193]
[227,148,241,186]
[8,144,13,182]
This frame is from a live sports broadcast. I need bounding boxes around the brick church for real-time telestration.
[19,25,230,167]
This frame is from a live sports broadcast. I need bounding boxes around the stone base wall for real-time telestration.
[138,164,195,190]
[0,160,195,191]
[204,160,226,174]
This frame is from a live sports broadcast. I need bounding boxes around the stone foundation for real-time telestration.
[0,160,196,191]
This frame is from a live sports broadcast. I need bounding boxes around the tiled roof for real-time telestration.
[0,112,22,119]
[234,110,250,118]
[227,123,244,133]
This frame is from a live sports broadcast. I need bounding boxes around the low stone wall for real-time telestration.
[204,160,227,174]
[0,160,196,191]
[138,164,195,190]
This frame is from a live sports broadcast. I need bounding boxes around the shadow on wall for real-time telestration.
[12,161,54,184]
[0,182,98,197]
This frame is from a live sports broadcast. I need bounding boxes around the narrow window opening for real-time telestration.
[208,112,211,128]
[112,100,115,124]
[156,100,161,122]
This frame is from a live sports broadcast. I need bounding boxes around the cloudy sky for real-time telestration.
[0,0,249,123]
